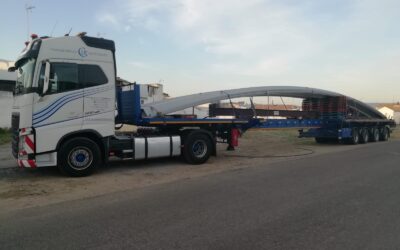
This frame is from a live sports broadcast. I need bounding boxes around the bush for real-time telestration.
[0,128,12,145]
[0,127,11,133]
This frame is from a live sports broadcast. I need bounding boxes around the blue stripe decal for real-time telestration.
[33,86,111,118]
[33,90,83,118]
[33,89,106,125]
[33,94,85,125]
[33,110,114,128]
[33,92,85,121]
[33,87,111,125]
[33,87,106,122]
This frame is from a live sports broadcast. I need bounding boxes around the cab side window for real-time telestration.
[79,65,108,88]
[37,63,45,94]
[43,63,108,95]
[48,63,80,94]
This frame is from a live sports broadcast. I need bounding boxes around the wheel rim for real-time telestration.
[68,146,93,170]
[374,130,379,141]
[192,140,207,158]
[364,132,369,142]
[353,133,359,143]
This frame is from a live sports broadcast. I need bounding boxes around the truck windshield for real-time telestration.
[15,58,36,95]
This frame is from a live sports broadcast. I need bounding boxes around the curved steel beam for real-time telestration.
[141,85,384,119]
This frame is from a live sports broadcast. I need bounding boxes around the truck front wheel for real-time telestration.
[182,131,213,164]
[58,137,101,177]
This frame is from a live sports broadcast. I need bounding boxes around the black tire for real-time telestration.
[58,137,101,177]
[347,128,359,145]
[182,130,213,164]
[369,128,380,142]
[379,127,389,141]
[359,128,369,144]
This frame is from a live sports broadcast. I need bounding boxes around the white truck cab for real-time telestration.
[10,34,220,176]
[11,35,117,171]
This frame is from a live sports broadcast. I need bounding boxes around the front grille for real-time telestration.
[11,112,20,159]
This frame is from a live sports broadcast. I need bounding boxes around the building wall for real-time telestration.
[0,60,14,70]
[393,112,400,124]
[0,91,12,127]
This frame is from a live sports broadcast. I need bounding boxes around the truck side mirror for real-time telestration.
[42,61,51,95]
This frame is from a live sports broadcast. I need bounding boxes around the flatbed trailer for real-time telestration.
[9,33,395,176]
[207,96,395,144]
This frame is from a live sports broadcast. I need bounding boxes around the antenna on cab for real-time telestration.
[65,27,72,36]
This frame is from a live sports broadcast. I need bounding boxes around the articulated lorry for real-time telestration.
[10,34,395,176]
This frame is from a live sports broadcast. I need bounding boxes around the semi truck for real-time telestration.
[9,33,395,176]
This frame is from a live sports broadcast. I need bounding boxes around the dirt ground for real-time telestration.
[0,128,399,214]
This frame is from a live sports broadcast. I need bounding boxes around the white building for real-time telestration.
[0,59,14,70]
[0,91,13,127]
[0,60,16,128]
[377,104,400,124]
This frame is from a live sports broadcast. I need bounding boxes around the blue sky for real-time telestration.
[1,0,400,102]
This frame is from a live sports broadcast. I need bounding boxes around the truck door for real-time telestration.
[80,63,115,136]
[33,61,84,153]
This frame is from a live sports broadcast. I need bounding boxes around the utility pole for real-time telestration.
[25,3,35,40]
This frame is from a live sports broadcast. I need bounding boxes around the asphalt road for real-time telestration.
[1,141,400,250]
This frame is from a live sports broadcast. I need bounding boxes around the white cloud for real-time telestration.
[96,0,400,100]
[97,0,320,73]
[97,13,120,28]
[128,61,149,68]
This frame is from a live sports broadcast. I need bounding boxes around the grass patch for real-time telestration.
[0,128,12,145]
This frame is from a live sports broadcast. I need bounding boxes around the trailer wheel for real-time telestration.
[347,128,359,145]
[359,128,369,144]
[182,131,212,164]
[380,127,389,141]
[58,137,101,177]
[370,128,380,142]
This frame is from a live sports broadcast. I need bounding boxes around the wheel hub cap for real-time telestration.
[68,147,92,170]
[192,140,207,158]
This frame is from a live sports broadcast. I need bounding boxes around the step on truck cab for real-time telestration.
[10,34,241,176]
